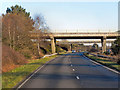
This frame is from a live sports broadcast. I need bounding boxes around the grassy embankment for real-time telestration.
[2,53,65,88]
[84,53,120,72]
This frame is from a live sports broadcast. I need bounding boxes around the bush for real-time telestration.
[89,48,98,52]
[104,51,110,55]
[117,54,120,64]
[117,60,120,65]
[24,53,31,59]
[2,44,27,72]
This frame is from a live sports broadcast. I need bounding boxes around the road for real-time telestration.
[19,52,119,88]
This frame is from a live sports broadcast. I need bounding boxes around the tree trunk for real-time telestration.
[8,24,12,48]
[13,30,15,49]
[37,34,41,57]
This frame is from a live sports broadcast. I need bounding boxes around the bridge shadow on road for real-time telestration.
[45,63,101,67]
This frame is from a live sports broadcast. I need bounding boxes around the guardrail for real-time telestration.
[89,53,115,60]
[42,53,57,58]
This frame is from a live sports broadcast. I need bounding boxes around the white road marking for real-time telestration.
[83,54,120,74]
[69,57,71,62]
[73,69,75,71]
[90,60,120,74]
[76,76,80,79]
[16,57,57,89]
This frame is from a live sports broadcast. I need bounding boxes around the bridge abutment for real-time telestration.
[101,36,106,53]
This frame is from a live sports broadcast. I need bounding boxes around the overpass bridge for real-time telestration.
[30,31,119,53]
[56,40,114,44]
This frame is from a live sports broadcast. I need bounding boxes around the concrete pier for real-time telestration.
[101,36,107,53]
[51,37,56,53]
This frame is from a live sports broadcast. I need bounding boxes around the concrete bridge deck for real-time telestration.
[30,31,119,53]
[30,32,119,39]
[56,40,114,44]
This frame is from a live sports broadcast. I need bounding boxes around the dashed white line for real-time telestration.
[76,76,80,79]
[73,69,75,71]
[69,57,71,64]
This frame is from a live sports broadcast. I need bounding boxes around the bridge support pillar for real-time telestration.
[51,37,56,53]
[101,36,106,53]
[70,44,72,51]
[55,39,57,53]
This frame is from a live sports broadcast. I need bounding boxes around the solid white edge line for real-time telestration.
[90,60,120,74]
[83,54,120,74]
[16,57,57,89]
[17,65,45,89]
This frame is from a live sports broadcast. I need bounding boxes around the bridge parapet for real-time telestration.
[57,41,114,44]
[30,32,118,39]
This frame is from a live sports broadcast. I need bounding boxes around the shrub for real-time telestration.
[24,53,31,59]
[104,51,110,55]
[117,60,120,65]
[2,44,27,72]
[89,48,98,52]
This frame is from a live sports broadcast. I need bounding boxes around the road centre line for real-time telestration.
[69,57,71,64]
[73,69,75,71]
[76,76,80,79]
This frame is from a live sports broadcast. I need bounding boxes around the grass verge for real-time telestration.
[2,55,58,88]
[84,53,120,72]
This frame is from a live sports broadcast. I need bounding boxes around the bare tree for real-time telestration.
[34,14,49,33]
[34,14,50,57]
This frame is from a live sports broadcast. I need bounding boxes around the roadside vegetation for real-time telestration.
[2,55,58,88]
[1,5,68,73]
[84,36,120,71]
[84,53,120,71]
[1,5,68,88]
[111,36,120,64]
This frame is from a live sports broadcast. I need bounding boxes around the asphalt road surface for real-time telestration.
[19,52,119,88]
